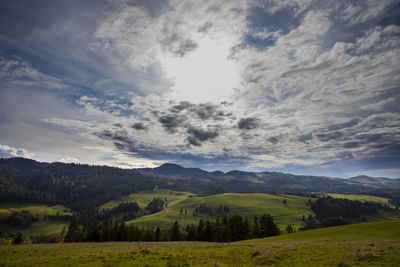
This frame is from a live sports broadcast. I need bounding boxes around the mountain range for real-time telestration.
[1,158,399,212]
[137,163,400,190]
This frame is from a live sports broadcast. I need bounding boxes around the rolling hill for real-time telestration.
[127,192,314,229]
[1,157,400,237]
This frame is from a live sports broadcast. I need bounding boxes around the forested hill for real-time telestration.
[0,157,168,212]
[136,163,400,190]
[1,158,400,212]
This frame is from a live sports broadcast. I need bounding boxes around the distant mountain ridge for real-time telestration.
[1,158,400,211]
[136,163,400,189]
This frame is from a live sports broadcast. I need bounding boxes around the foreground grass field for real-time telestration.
[0,221,399,266]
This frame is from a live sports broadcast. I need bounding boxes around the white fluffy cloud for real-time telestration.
[0,144,35,159]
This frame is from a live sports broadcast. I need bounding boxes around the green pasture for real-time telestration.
[0,203,72,216]
[129,193,314,229]
[326,193,392,205]
[99,189,195,210]
[0,221,398,266]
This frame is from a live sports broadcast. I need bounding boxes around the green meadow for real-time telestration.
[0,220,68,237]
[128,193,314,229]
[0,203,72,237]
[326,193,392,205]
[99,189,195,210]
[0,203,72,216]
[0,221,399,266]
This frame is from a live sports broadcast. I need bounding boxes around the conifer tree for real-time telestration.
[171,221,181,241]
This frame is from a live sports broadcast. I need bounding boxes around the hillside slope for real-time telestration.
[128,193,314,229]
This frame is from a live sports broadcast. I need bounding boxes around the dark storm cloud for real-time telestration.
[98,130,131,144]
[96,128,249,170]
[192,103,229,120]
[158,114,185,133]
[169,101,232,120]
[170,101,195,113]
[154,101,229,146]
[132,122,147,130]
[187,127,219,146]
[237,117,259,130]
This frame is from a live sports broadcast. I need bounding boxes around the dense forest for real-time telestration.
[62,214,279,243]
[300,196,393,230]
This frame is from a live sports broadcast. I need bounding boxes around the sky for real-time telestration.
[0,0,399,178]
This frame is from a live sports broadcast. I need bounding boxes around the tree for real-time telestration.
[203,220,214,242]
[155,227,161,241]
[145,198,164,214]
[285,224,295,233]
[12,232,24,245]
[65,217,81,242]
[259,214,279,237]
[86,221,100,242]
[171,221,181,241]
[100,220,111,242]
[220,225,232,242]
[252,216,260,238]
[197,219,205,241]
[186,224,196,241]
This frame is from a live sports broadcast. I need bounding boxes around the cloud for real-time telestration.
[0,144,35,159]
[0,0,399,177]
[158,114,185,133]
[0,57,66,90]
[170,39,199,57]
[187,127,219,146]
[59,155,80,164]
[132,122,148,130]
[237,117,259,130]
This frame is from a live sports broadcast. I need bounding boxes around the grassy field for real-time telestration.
[0,220,68,237]
[99,189,195,210]
[0,203,72,216]
[0,203,72,237]
[326,193,392,205]
[0,221,398,266]
[128,193,314,230]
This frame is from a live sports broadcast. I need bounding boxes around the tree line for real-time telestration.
[64,214,280,243]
